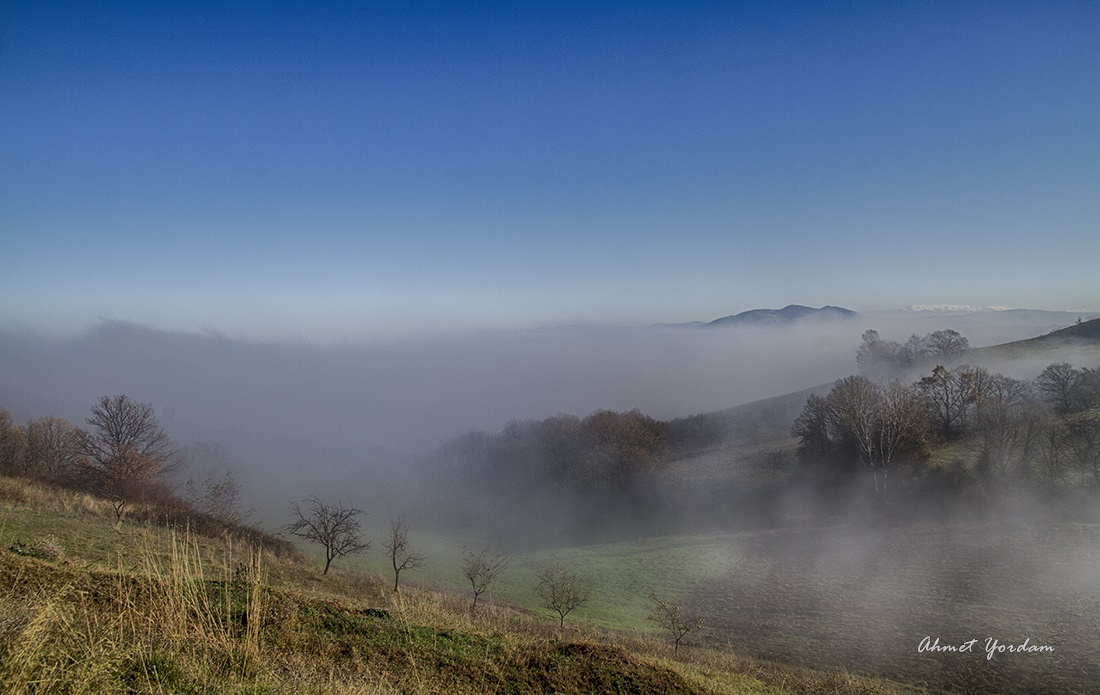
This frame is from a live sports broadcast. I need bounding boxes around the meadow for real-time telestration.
[313,507,1100,694]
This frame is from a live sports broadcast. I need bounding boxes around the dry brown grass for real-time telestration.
[0,528,273,693]
[0,530,702,693]
[0,476,107,517]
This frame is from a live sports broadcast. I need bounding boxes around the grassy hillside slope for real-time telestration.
[1,475,915,694]
[964,316,1100,365]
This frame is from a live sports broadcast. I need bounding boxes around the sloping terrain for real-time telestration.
[946,314,1100,369]
[2,475,923,694]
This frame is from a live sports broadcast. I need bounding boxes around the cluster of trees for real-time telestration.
[791,376,929,493]
[0,395,246,524]
[792,360,1100,495]
[856,328,970,373]
[0,411,84,483]
[432,409,671,509]
[1,395,179,519]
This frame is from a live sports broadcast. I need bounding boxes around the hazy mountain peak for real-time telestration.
[705,305,858,328]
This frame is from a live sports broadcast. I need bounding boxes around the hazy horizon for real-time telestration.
[3,2,1099,342]
[1,307,1086,448]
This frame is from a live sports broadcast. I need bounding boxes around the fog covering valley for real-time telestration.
[4,307,1100,693]
[0,307,1084,521]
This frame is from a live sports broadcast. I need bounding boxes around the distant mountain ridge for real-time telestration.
[705,304,859,328]
[903,304,1015,313]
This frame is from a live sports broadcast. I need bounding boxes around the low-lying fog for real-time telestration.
[0,309,1085,521]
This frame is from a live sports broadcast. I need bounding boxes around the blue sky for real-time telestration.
[3,1,1098,340]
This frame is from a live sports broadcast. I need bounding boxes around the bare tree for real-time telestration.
[385,517,425,592]
[202,471,244,523]
[183,443,246,523]
[973,374,1040,480]
[764,448,790,480]
[918,365,979,439]
[791,393,837,463]
[1063,409,1100,486]
[925,329,969,357]
[581,409,668,489]
[858,329,968,372]
[799,376,931,496]
[460,546,509,610]
[534,558,590,628]
[1035,363,1085,415]
[896,333,931,366]
[856,329,899,373]
[828,375,882,488]
[1032,412,1069,489]
[875,378,931,487]
[284,497,369,574]
[76,395,178,519]
[648,594,705,652]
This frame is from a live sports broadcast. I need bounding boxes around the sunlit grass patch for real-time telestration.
[341,528,744,631]
[495,533,743,630]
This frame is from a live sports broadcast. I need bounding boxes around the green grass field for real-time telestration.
[336,525,743,631]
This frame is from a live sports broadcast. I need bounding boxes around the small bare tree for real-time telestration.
[534,558,590,628]
[460,546,509,610]
[284,497,369,574]
[385,517,425,592]
[183,442,247,523]
[649,594,705,652]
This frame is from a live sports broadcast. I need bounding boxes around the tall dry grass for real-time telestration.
[0,530,271,693]
[0,475,105,517]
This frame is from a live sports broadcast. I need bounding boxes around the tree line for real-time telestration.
[856,327,971,373]
[792,359,1100,496]
[429,408,672,512]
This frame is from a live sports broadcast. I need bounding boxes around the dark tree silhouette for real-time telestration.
[649,594,705,652]
[534,558,590,628]
[284,497,369,574]
[460,546,509,610]
[385,517,425,592]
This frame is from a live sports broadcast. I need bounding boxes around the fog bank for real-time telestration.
[0,311,1082,520]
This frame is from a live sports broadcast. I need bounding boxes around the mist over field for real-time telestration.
[0,309,1086,520]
